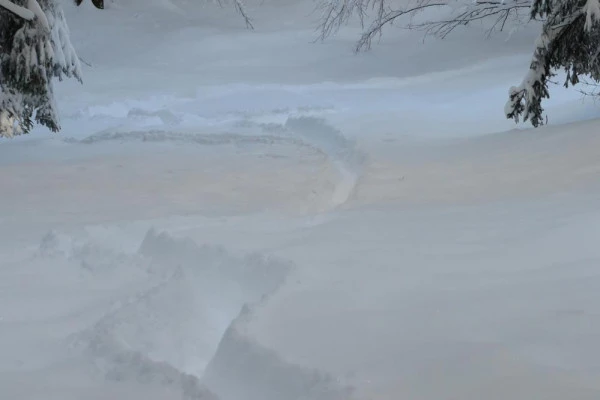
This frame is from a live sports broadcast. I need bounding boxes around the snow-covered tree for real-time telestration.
[317,0,600,127]
[505,0,600,126]
[0,0,82,137]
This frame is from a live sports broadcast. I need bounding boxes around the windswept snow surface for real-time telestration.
[2,0,600,399]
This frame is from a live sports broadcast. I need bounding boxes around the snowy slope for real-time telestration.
[2,0,600,399]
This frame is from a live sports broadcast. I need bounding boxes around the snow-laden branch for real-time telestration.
[504,12,583,126]
[583,0,600,30]
[0,0,35,20]
[1,0,82,136]
[27,0,50,30]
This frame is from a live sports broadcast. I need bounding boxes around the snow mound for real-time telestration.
[70,228,293,384]
[203,305,356,400]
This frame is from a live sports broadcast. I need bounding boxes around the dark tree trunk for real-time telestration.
[75,0,104,9]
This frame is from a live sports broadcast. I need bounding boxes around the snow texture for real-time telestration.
[2,0,600,399]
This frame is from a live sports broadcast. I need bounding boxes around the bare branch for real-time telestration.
[212,0,253,29]
[233,0,254,29]
[316,0,382,41]
[413,1,531,39]
[354,2,447,51]
[316,0,534,51]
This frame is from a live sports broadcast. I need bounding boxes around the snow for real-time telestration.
[2,0,600,399]
[28,0,50,30]
[584,0,600,31]
[0,0,35,20]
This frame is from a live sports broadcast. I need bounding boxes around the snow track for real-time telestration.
[283,117,365,209]
[61,114,365,212]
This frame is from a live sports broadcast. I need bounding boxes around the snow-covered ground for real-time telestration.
[2,0,600,399]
